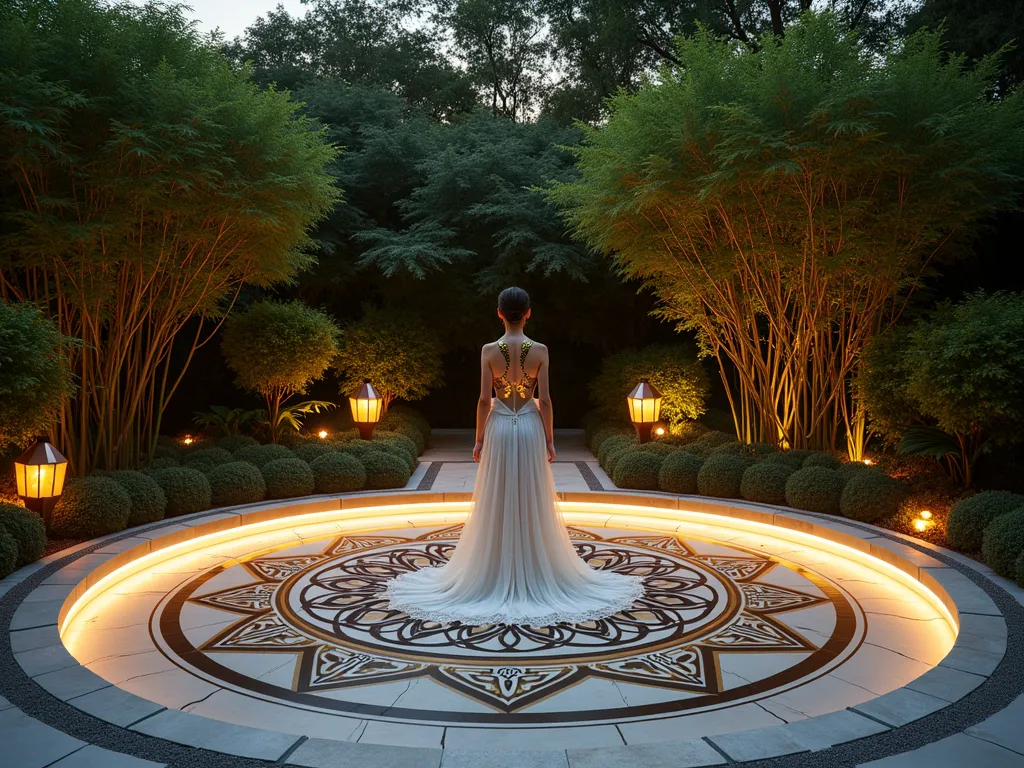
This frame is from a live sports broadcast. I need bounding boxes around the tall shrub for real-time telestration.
[0,0,338,471]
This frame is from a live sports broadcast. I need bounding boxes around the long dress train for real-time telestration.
[381,397,645,626]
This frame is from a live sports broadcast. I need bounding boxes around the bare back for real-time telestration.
[480,337,550,413]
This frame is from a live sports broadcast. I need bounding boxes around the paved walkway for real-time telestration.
[1,430,1023,768]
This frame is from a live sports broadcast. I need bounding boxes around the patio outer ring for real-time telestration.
[0,488,1017,768]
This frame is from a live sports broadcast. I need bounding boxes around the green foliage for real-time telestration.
[183,448,235,475]
[839,471,907,523]
[261,458,315,499]
[379,406,430,453]
[151,468,212,518]
[293,442,338,463]
[0,300,76,452]
[222,301,340,442]
[0,502,46,566]
[588,344,710,430]
[948,491,1024,552]
[803,454,842,471]
[0,527,16,578]
[234,444,296,469]
[679,443,710,458]
[0,0,339,472]
[147,457,180,471]
[982,510,1024,578]
[695,431,735,448]
[110,471,167,526]
[1016,550,1024,588]
[697,454,751,499]
[741,463,796,506]
[598,434,636,467]
[334,307,444,409]
[612,450,664,490]
[207,462,267,508]
[785,468,846,515]
[374,432,419,466]
[50,477,130,538]
[193,406,265,438]
[861,293,1024,486]
[658,451,704,495]
[761,452,806,470]
[359,450,411,490]
[217,435,260,453]
[606,443,636,478]
[311,452,367,494]
[549,13,1024,456]
[590,426,632,454]
[639,442,676,457]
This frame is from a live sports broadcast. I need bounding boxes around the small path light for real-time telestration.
[318,429,329,440]
[627,379,663,444]
[350,379,383,440]
[14,435,69,527]
[913,510,934,533]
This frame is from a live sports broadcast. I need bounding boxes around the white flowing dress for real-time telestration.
[382,340,645,626]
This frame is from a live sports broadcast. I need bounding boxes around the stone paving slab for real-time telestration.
[48,745,167,768]
[965,693,1024,755]
[850,687,951,727]
[566,740,726,768]
[904,663,987,702]
[34,663,113,700]
[66,685,167,727]
[288,737,443,768]
[130,709,300,760]
[0,706,87,768]
[858,733,1024,767]
[708,727,809,761]
[778,709,890,750]
[439,749,568,768]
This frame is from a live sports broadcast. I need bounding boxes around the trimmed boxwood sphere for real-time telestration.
[599,434,635,468]
[311,452,367,494]
[638,442,675,457]
[659,451,704,495]
[151,467,212,518]
[948,491,1024,553]
[839,470,907,523]
[785,467,845,515]
[110,470,167,526]
[761,452,805,470]
[216,434,259,453]
[679,443,709,458]
[360,451,411,490]
[50,477,131,538]
[589,426,631,453]
[695,430,735,448]
[233,443,296,468]
[147,456,179,470]
[182,447,234,474]
[0,502,47,566]
[613,451,664,491]
[376,432,419,463]
[802,452,841,470]
[293,442,337,463]
[1015,550,1024,587]
[741,462,795,506]
[981,509,1024,578]
[207,461,267,507]
[0,527,16,578]
[697,454,751,498]
[261,458,315,499]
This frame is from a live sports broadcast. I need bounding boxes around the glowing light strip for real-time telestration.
[60,499,956,636]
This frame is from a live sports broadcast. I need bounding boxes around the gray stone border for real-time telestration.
[1,490,1021,768]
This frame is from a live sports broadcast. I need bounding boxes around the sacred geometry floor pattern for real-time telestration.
[62,516,957,747]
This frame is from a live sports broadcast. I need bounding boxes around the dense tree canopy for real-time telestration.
[0,0,338,471]
[549,13,1024,456]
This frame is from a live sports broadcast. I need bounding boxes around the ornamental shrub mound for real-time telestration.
[589,425,632,453]
[948,491,1024,552]
[216,435,259,453]
[207,462,267,507]
[360,451,411,490]
[151,468,212,518]
[679,443,709,458]
[839,471,907,523]
[659,451,704,494]
[981,509,1024,578]
[234,443,296,468]
[293,442,337,463]
[613,451,664,490]
[375,431,419,462]
[802,453,842,470]
[1015,550,1024,588]
[50,477,130,538]
[262,458,315,499]
[110,470,167,526]
[785,467,845,515]
[0,528,16,578]
[741,463,795,506]
[697,454,751,498]
[761,452,805,470]
[606,443,636,478]
[599,434,635,468]
[183,447,235,474]
[0,502,46,566]
[147,457,180,470]
[311,452,367,494]
[695,430,734,448]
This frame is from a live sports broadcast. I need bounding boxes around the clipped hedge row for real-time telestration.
[0,502,46,571]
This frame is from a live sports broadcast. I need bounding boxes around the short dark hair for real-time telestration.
[497,286,530,324]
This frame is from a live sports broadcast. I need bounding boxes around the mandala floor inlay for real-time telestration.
[61,513,957,744]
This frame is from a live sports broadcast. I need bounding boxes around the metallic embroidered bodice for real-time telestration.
[494,339,536,406]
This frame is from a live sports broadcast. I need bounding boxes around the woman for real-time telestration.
[382,287,644,626]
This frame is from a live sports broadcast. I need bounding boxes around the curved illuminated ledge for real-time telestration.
[57,490,961,638]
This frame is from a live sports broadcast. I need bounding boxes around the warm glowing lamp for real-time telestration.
[913,519,928,532]
[14,435,69,527]
[350,379,383,440]
[318,429,329,440]
[654,426,666,437]
[920,510,932,520]
[627,379,663,443]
